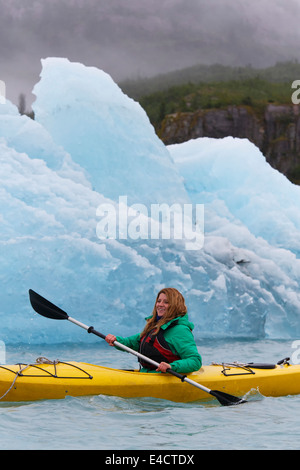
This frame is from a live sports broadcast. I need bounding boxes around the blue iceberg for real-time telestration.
[1,57,300,345]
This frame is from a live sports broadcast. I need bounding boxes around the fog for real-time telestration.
[0,0,299,107]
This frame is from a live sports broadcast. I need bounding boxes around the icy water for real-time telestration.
[1,339,300,451]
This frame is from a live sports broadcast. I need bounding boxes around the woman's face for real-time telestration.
[156,293,169,317]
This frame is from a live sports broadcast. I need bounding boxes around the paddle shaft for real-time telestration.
[67,315,212,393]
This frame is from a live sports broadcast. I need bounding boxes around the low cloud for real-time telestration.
[0,0,299,106]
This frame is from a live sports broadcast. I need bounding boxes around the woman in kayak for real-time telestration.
[105,287,202,374]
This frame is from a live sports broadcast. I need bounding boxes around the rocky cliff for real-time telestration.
[159,104,300,184]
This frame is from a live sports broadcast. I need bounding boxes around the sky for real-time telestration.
[0,0,300,108]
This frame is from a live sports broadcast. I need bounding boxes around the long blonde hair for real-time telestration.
[140,288,187,337]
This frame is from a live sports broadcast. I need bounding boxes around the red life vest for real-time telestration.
[139,321,181,370]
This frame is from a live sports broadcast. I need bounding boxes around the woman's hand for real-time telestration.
[156,362,171,373]
[105,334,116,346]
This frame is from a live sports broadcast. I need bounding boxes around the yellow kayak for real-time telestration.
[1,358,300,403]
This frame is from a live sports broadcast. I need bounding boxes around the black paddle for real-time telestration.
[28,289,246,406]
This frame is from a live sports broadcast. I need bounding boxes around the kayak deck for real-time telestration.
[1,358,300,403]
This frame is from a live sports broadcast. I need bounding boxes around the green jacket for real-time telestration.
[116,314,202,373]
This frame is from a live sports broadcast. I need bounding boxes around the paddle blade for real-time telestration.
[210,390,247,406]
[29,289,69,320]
